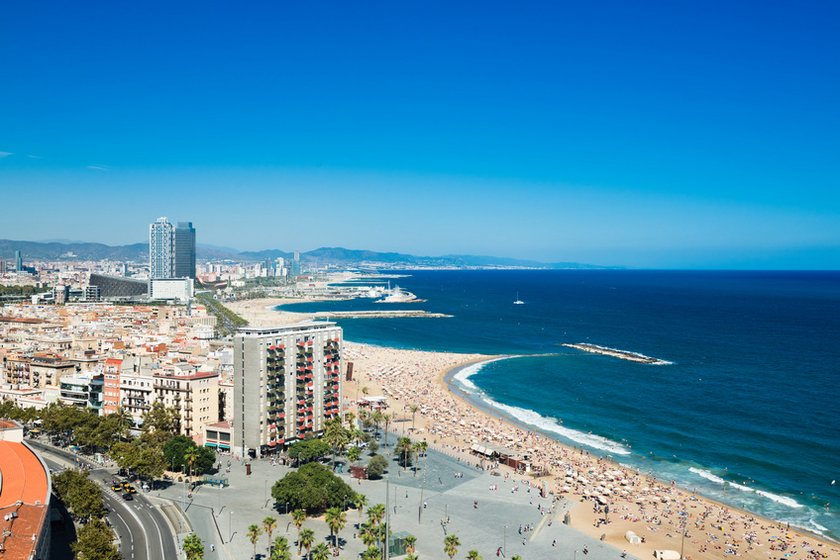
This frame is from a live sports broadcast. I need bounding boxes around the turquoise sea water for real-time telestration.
[280,270,840,539]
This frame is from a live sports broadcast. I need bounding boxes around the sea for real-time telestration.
[280,270,840,540]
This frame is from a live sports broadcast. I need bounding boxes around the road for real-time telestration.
[31,441,179,560]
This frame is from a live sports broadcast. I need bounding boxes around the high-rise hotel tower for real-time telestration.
[233,322,342,458]
[149,217,196,280]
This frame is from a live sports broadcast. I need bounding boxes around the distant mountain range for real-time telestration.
[0,239,612,269]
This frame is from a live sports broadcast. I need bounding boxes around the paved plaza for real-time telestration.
[157,441,638,560]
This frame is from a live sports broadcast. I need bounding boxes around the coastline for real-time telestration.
[233,295,840,560]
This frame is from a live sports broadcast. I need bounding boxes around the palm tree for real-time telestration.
[361,546,381,560]
[247,524,262,560]
[344,411,356,429]
[367,503,385,527]
[412,440,428,477]
[324,506,346,552]
[359,522,379,547]
[347,445,362,464]
[405,555,419,560]
[443,534,460,559]
[409,404,420,430]
[184,446,200,478]
[354,494,368,520]
[263,516,277,558]
[404,534,417,554]
[511,556,523,560]
[291,509,307,550]
[382,413,391,448]
[271,536,292,560]
[310,543,330,560]
[466,550,482,560]
[396,436,413,470]
[371,410,383,440]
[323,417,350,470]
[298,528,315,558]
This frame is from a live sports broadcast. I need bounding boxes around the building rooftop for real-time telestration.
[0,430,50,560]
[235,322,338,336]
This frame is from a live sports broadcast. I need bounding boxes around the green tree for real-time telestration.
[72,518,121,560]
[412,441,428,477]
[310,542,330,560]
[182,533,205,560]
[409,404,420,430]
[270,536,292,560]
[263,516,278,557]
[142,401,179,445]
[395,436,413,470]
[271,463,356,514]
[247,524,262,560]
[467,550,482,560]
[404,534,417,554]
[291,509,307,547]
[347,445,362,464]
[366,454,388,479]
[367,503,385,527]
[405,554,419,560]
[323,417,350,470]
[443,534,461,559]
[298,528,315,558]
[511,556,523,560]
[287,438,332,465]
[354,493,368,519]
[324,506,346,552]
[52,469,105,522]
[382,413,391,449]
[361,546,381,560]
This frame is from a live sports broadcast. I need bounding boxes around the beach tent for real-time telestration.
[654,550,680,560]
[625,531,642,544]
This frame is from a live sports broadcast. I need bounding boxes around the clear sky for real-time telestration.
[1,1,838,268]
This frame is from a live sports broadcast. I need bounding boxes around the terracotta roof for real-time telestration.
[0,441,50,560]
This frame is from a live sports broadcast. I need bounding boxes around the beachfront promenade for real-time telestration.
[158,442,630,560]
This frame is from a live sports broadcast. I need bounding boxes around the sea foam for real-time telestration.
[451,356,631,456]
[688,467,804,509]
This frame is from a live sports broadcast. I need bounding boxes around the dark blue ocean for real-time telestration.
[281,270,840,539]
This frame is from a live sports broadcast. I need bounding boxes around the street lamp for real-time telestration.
[503,524,507,558]
[229,510,233,543]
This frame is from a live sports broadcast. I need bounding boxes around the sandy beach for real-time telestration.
[233,300,840,560]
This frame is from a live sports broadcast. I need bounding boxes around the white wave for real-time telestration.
[479,395,631,456]
[688,467,804,509]
[755,489,804,509]
[451,357,514,391]
[689,467,726,484]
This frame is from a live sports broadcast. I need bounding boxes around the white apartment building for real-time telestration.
[233,322,342,458]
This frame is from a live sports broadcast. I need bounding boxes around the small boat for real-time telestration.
[513,292,525,305]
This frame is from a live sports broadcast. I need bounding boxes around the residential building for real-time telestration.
[119,370,156,427]
[4,353,76,389]
[102,358,122,415]
[233,322,342,458]
[59,372,105,413]
[174,222,196,279]
[154,369,219,442]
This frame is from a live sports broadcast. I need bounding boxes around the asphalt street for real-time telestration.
[32,440,179,560]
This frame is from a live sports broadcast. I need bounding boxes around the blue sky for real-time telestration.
[1,1,838,268]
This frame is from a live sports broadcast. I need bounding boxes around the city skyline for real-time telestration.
[2,1,839,269]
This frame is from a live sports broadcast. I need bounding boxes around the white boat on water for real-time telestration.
[376,283,419,303]
[513,292,525,305]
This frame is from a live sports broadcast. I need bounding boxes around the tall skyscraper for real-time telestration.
[233,322,342,458]
[15,250,22,272]
[174,222,196,279]
[291,251,301,277]
[149,217,175,279]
